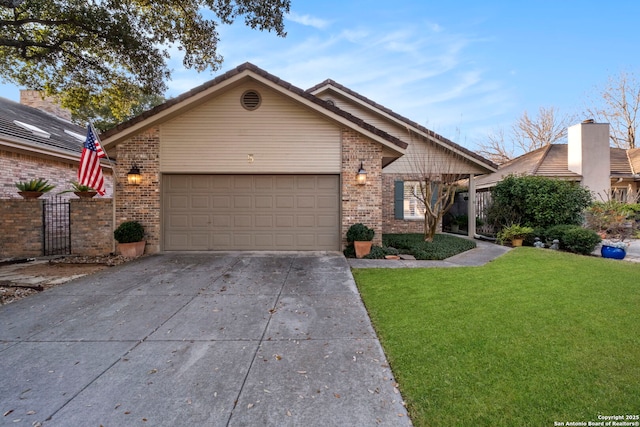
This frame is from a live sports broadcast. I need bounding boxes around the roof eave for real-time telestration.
[309,82,496,172]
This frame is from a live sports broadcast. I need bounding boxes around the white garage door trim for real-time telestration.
[162,174,340,251]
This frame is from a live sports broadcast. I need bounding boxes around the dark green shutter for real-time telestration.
[394,181,404,219]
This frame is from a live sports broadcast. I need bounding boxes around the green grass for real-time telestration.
[353,248,640,427]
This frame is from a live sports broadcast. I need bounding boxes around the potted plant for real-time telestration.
[114,220,146,258]
[15,178,55,199]
[346,223,375,258]
[60,181,98,198]
[450,214,468,233]
[585,201,636,259]
[497,224,534,247]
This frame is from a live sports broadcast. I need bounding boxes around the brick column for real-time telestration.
[341,129,383,248]
[115,127,161,253]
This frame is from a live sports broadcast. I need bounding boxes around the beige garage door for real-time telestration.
[163,175,340,251]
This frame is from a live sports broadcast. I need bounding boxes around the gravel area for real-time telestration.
[0,255,133,305]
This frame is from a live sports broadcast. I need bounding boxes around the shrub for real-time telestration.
[563,227,601,255]
[383,233,476,260]
[544,224,577,248]
[114,221,145,243]
[488,175,592,229]
[363,246,400,259]
[346,223,374,242]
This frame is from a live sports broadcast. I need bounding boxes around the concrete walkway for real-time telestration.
[348,239,512,268]
[0,252,411,427]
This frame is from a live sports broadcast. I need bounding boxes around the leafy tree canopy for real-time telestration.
[0,0,290,127]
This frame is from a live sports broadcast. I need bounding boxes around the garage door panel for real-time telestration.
[318,214,339,227]
[255,234,275,247]
[212,196,231,208]
[276,195,294,209]
[191,196,210,209]
[255,215,273,227]
[191,215,210,228]
[212,215,231,227]
[297,195,315,208]
[275,234,294,247]
[163,175,339,250]
[234,215,252,227]
[255,196,273,209]
[234,196,252,208]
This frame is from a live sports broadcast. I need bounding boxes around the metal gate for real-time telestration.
[43,197,71,256]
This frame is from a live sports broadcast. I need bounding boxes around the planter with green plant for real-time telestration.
[497,224,534,247]
[59,181,98,198]
[15,178,55,199]
[114,220,146,258]
[346,223,375,258]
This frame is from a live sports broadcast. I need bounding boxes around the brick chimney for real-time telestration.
[19,89,72,121]
[567,120,610,199]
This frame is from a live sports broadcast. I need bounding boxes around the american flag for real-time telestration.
[78,124,106,195]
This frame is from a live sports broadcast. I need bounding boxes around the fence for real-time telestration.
[43,197,71,256]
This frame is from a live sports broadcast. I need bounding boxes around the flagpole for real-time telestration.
[89,122,117,254]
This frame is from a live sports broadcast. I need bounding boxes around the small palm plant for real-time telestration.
[15,178,55,198]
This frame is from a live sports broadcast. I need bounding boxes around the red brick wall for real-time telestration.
[115,127,161,254]
[0,149,114,199]
[0,199,43,258]
[70,199,114,256]
[0,198,114,258]
[341,129,383,247]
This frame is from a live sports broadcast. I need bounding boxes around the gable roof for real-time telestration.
[0,96,87,161]
[307,79,498,172]
[100,62,407,156]
[474,144,640,190]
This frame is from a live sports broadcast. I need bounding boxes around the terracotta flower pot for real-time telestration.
[74,191,98,198]
[354,241,372,258]
[118,241,146,258]
[18,191,44,199]
[511,238,523,247]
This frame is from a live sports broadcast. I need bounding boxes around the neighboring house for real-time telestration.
[475,121,640,202]
[101,62,496,253]
[0,91,113,199]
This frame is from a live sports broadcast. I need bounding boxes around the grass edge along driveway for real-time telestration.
[353,248,640,427]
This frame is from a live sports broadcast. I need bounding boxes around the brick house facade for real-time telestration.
[101,63,495,253]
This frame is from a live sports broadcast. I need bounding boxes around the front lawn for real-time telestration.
[353,248,640,427]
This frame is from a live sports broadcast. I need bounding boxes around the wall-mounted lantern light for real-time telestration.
[356,161,367,185]
[127,164,141,185]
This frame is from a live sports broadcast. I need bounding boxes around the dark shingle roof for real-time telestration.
[0,96,86,155]
[307,79,498,170]
[101,62,407,150]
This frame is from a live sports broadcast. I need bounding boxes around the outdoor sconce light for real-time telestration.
[356,162,367,185]
[127,164,141,185]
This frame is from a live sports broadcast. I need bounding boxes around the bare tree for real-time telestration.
[477,106,575,164]
[586,71,640,149]
[404,135,468,242]
[477,127,515,164]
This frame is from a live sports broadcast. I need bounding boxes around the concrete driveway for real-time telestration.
[0,252,410,426]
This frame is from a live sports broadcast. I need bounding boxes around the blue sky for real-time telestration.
[1,0,638,153]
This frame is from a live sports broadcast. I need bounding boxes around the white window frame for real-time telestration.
[403,181,426,219]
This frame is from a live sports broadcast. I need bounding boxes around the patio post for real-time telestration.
[467,173,476,238]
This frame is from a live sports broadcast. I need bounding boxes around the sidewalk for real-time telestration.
[348,239,512,268]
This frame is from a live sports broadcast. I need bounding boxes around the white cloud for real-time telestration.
[286,12,330,29]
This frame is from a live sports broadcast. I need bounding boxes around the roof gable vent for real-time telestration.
[241,90,261,110]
